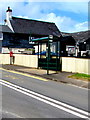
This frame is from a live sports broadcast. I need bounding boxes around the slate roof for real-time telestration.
[70,31,90,43]
[60,36,76,46]
[0,25,13,33]
[10,17,61,37]
[61,30,90,43]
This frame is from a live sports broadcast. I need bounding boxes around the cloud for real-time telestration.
[9,0,82,1]
[0,1,88,33]
[74,21,88,32]
[38,12,88,33]
[57,2,88,15]
[0,1,88,17]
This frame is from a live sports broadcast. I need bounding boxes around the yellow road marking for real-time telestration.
[0,68,48,82]
[5,75,18,80]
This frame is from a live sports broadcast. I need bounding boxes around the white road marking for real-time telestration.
[0,79,88,116]
[0,79,89,119]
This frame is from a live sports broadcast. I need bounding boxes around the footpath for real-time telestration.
[2,64,89,89]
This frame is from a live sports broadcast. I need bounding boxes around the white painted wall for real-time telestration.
[62,57,90,75]
[0,54,90,74]
[0,54,38,68]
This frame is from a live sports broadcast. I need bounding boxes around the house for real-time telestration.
[1,7,61,54]
[70,31,90,57]
[61,31,90,57]
[0,24,34,53]
[0,25,13,53]
[60,34,76,56]
[1,6,77,58]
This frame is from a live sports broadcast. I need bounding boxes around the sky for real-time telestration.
[0,0,89,33]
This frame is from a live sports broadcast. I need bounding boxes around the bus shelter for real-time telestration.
[32,35,61,74]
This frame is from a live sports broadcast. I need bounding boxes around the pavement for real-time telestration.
[1,64,89,89]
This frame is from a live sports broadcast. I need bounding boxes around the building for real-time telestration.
[0,7,77,57]
[71,31,90,57]
[62,31,90,57]
[60,34,76,57]
[0,7,62,54]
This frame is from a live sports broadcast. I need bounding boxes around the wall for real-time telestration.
[2,33,33,48]
[0,54,38,68]
[2,47,25,53]
[14,54,38,68]
[0,54,10,64]
[62,57,90,75]
[0,54,89,74]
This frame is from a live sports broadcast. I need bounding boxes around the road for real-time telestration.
[0,68,89,119]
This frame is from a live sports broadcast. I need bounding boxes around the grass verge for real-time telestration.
[68,73,90,82]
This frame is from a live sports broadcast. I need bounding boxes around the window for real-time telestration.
[29,36,35,44]
[66,45,75,56]
[0,33,3,40]
[86,44,90,50]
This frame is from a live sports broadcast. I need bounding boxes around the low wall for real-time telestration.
[0,54,89,74]
[0,54,10,64]
[14,54,38,68]
[62,57,90,75]
[0,54,38,68]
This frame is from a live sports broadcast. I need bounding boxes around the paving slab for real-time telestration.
[1,64,89,89]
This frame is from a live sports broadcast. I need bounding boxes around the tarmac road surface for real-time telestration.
[0,68,89,119]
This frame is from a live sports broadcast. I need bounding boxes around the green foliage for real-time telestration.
[25,48,35,51]
[68,73,90,81]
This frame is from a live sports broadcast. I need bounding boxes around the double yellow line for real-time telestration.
[0,67,48,82]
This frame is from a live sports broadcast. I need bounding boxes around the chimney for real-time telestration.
[5,7,14,32]
[6,7,12,21]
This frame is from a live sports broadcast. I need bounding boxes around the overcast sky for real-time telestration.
[0,0,89,33]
